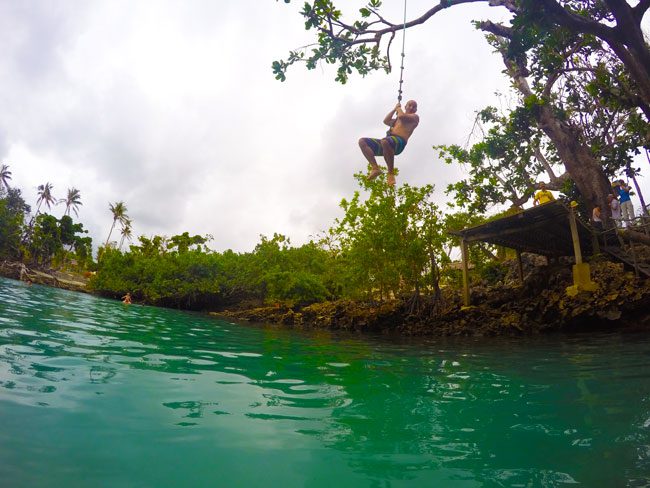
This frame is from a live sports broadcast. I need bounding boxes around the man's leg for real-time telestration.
[621,201,632,226]
[358,138,382,180]
[380,138,396,186]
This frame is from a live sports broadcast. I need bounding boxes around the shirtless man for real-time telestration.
[358,100,419,187]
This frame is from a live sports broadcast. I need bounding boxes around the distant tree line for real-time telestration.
[90,175,475,312]
[0,165,92,269]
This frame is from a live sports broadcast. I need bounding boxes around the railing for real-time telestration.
[590,213,650,278]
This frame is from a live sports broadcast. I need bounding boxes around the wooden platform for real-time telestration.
[449,200,595,257]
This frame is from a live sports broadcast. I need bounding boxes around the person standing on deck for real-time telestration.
[533,182,555,206]
[608,193,622,227]
[616,181,635,226]
[592,205,603,231]
[358,100,419,187]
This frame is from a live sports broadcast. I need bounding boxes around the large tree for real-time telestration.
[276,0,649,216]
[521,0,650,119]
[275,0,650,116]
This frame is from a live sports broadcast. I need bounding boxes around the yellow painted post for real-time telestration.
[566,201,598,296]
[461,238,470,307]
[568,202,582,265]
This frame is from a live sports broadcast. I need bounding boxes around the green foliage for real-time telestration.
[0,182,93,270]
[276,0,648,215]
[437,102,546,212]
[89,176,459,310]
[251,233,335,305]
[91,232,338,309]
[0,192,25,260]
[29,214,62,265]
[274,0,389,83]
[327,173,449,301]
[26,214,93,268]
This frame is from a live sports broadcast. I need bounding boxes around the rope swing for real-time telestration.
[397,0,408,102]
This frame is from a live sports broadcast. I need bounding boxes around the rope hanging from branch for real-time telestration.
[397,0,408,102]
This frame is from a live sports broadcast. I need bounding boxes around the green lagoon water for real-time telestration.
[0,277,649,487]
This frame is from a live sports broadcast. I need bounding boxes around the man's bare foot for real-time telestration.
[367,168,383,181]
[387,173,396,187]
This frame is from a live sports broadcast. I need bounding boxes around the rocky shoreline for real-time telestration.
[0,261,89,294]
[3,258,649,337]
[214,259,650,336]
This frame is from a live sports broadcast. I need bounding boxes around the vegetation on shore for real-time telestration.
[1,2,650,334]
[2,168,650,336]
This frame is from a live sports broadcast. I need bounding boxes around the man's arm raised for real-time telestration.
[383,105,399,126]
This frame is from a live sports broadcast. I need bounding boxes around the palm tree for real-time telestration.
[35,182,56,215]
[0,164,12,192]
[60,187,82,217]
[119,218,133,250]
[105,201,129,247]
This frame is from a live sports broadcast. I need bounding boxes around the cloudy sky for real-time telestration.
[1,1,648,253]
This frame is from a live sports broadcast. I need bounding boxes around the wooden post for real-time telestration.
[568,203,582,264]
[461,238,470,307]
[516,249,524,284]
[566,201,598,296]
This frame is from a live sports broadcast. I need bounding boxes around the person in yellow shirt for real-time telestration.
[533,182,555,206]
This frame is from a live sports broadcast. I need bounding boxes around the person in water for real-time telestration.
[358,100,419,187]
[122,292,132,304]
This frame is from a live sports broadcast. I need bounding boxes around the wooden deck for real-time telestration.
[449,200,595,257]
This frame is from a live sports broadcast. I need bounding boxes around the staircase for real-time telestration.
[601,245,650,278]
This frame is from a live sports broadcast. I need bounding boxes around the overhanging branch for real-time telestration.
[633,0,650,22]
[476,20,512,38]
[536,0,621,44]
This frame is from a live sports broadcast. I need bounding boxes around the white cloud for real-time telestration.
[2,1,647,254]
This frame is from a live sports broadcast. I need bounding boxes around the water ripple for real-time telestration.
[1,277,650,486]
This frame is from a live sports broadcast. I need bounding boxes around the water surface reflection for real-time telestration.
[0,277,649,487]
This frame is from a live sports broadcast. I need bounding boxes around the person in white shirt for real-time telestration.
[608,193,621,227]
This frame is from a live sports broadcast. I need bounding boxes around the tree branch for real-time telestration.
[476,20,513,38]
[535,0,621,44]
[633,0,650,22]
[316,0,492,48]
[368,8,395,28]
[533,146,559,182]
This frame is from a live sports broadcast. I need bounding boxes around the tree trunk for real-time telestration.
[620,229,650,246]
[537,0,650,120]
[629,172,647,216]
[105,220,116,248]
[502,53,612,222]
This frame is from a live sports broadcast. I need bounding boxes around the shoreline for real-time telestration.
[0,261,89,294]
[3,258,650,337]
[214,260,650,336]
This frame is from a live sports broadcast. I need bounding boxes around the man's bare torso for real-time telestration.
[387,100,419,141]
[390,113,419,141]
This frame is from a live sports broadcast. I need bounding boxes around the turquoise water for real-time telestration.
[0,277,649,487]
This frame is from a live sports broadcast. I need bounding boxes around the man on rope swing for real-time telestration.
[358,99,419,187]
